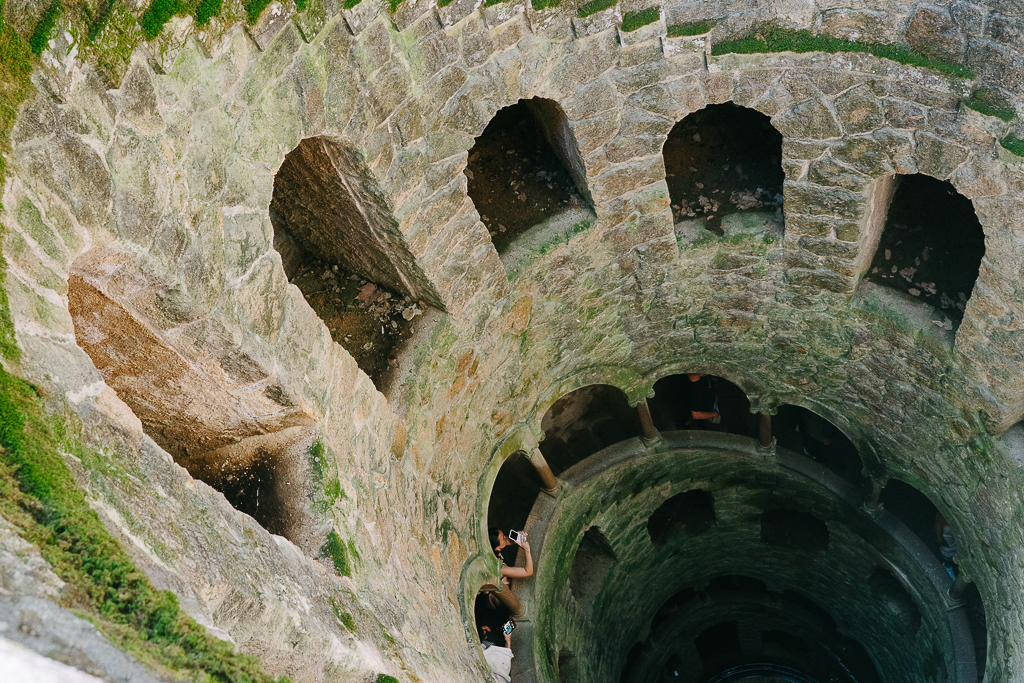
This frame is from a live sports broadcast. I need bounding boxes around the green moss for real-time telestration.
[245,0,272,23]
[1001,135,1024,158]
[667,20,713,37]
[342,0,362,8]
[376,675,399,683]
[324,530,351,576]
[531,0,561,9]
[711,24,974,79]
[537,220,592,255]
[86,0,116,42]
[29,0,62,55]
[139,0,182,40]
[388,0,402,11]
[621,6,658,32]
[193,0,224,26]
[962,90,1016,122]
[0,369,289,682]
[295,0,308,9]
[577,0,616,19]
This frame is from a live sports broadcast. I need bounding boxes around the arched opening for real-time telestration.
[772,405,868,487]
[487,450,544,568]
[465,98,594,259]
[761,508,830,552]
[570,526,617,606]
[647,373,759,438]
[860,174,985,333]
[68,261,316,544]
[539,384,641,475]
[270,136,443,392]
[664,102,784,238]
[647,489,716,545]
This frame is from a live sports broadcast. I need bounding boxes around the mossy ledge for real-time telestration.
[621,6,659,32]
[1001,135,1024,158]
[0,369,291,683]
[667,20,714,37]
[578,0,617,19]
[712,24,975,79]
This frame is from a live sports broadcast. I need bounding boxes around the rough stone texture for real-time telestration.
[2,0,1024,682]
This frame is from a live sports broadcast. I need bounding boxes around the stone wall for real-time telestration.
[2,0,1024,681]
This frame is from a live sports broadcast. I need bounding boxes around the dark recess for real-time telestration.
[761,508,830,552]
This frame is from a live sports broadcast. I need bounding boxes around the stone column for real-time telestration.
[948,571,972,603]
[636,399,660,446]
[862,480,884,516]
[757,412,775,452]
[529,448,559,493]
[482,582,525,619]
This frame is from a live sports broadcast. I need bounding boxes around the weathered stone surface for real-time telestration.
[906,6,968,63]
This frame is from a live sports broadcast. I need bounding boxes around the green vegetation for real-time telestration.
[1001,135,1024,158]
[193,0,224,26]
[436,0,452,7]
[87,0,116,42]
[667,20,713,37]
[531,0,560,9]
[245,0,272,23]
[30,0,63,55]
[538,220,592,255]
[711,24,974,79]
[376,676,399,683]
[140,0,182,39]
[577,0,616,19]
[0,369,289,682]
[621,6,658,32]
[324,530,352,576]
[962,89,1016,122]
[295,0,308,10]
[343,0,362,8]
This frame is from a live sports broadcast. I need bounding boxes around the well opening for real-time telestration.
[466,98,593,256]
[664,103,784,237]
[860,174,985,333]
[270,136,442,392]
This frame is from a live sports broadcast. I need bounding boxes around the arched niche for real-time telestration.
[646,373,759,438]
[68,255,317,545]
[857,174,985,338]
[772,404,868,488]
[538,384,641,475]
[664,102,784,239]
[486,450,544,568]
[465,97,595,261]
[270,136,444,392]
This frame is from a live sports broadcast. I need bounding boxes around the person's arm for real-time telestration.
[500,541,533,578]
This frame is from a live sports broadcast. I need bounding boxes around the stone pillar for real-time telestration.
[757,412,775,452]
[948,572,971,603]
[862,480,884,516]
[482,582,525,619]
[636,399,660,446]
[529,448,559,493]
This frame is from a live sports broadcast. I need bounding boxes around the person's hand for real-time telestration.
[504,631,512,648]
[520,540,531,554]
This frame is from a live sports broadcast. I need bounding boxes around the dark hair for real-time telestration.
[488,527,501,550]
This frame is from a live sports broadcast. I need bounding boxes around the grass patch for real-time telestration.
[387,0,402,11]
[245,0,272,23]
[86,0,116,42]
[711,24,974,79]
[29,0,63,55]
[577,0,616,19]
[531,0,561,9]
[1001,135,1024,158]
[667,20,713,37]
[962,90,1016,122]
[621,6,658,32]
[324,530,352,576]
[0,369,290,682]
[140,0,183,39]
[376,676,399,683]
[343,0,362,8]
[537,220,592,255]
[295,0,308,9]
[193,0,224,25]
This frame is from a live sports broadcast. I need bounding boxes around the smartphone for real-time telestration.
[502,619,516,635]
[508,530,527,545]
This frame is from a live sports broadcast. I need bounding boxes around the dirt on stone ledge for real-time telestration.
[290,259,424,389]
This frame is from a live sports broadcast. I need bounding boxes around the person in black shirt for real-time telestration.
[686,374,721,428]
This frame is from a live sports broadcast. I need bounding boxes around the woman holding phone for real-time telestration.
[488,528,533,579]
